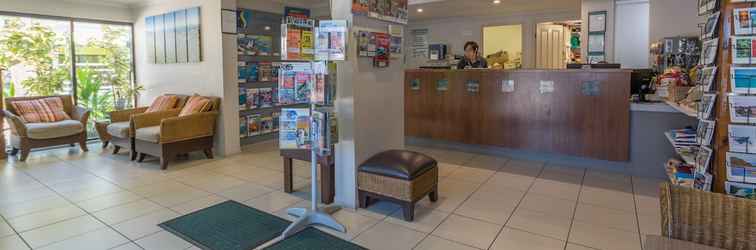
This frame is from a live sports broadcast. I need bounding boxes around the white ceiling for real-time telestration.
[62,0,580,20]
[408,0,581,21]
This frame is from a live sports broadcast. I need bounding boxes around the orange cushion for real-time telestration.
[146,95,179,113]
[11,98,70,123]
[179,96,213,116]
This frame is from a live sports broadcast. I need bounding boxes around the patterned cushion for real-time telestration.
[11,98,70,123]
[26,120,83,139]
[179,96,212,117]
[145,95,179,113]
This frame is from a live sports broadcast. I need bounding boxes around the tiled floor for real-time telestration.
[0,141,664,250]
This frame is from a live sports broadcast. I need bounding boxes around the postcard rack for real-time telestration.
[711,0,756,199]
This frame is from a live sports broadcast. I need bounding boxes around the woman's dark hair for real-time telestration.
[464,41,479,52]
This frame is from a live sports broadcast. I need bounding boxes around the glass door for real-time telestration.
[73,22,134,137]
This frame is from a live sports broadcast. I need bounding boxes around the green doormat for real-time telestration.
[264,227,368,250]
[159,200,290,250]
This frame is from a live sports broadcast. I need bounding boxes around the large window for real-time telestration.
[0,13,134,138]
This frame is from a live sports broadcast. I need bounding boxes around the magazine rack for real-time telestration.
[278,17,347,239]
[279,65,345,239]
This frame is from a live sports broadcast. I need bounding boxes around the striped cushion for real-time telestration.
[11,98,70,123]
[39,97,70,122]
[146,95,179,113]
[179,96,212,117]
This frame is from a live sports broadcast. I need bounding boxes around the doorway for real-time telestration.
[536,21,582,69]
[482,24,523,69]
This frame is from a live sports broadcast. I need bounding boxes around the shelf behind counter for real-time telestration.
[404,68,632,162]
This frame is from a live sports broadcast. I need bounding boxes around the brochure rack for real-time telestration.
[713,0,756,199]
[277,17,347,238]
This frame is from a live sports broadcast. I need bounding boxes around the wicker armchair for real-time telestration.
[132,96,220,169]
[104,94,189,160]
[659,183,756,250]
[3,95,90,161]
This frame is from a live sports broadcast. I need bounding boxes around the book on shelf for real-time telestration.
[258,62,273,82]
[247,114,261,136]
[238,62,248,83]
[246,88,258,109]
[239,87,247,110]
[239,116,248,138]
[272,112,281,132]
[260,116,274,134]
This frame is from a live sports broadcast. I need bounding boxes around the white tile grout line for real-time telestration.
[0,210,33,250]
[631,176,645,250]
[14,152,150,250]
[482,159,543,250]
[561,165,587,250]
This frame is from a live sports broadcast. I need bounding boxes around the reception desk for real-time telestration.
[404,69,632,162]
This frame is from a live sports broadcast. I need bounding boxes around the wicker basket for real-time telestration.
[358,167,438,202]
[660,183,756,250]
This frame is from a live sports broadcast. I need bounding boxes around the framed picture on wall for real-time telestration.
[588,11,606,32]
[588,34,605,53]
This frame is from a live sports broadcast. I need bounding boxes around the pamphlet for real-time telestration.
[373,32,391,68]
[279,108,311,149]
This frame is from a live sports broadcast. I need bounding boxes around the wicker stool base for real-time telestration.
[358,167,438,221]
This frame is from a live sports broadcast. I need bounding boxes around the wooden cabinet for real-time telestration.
[405,69,631,162]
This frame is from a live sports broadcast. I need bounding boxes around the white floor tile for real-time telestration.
[491,227,566,250]
[353,221,426,250]
[113,209,180,240]
[568,221,642,250]
[385,205,449,233]
[135,230,192,250]
[19,215,105,249]
[432,214,502,249]
[0,234,29,250]
[506,208,572,241]
[7,205,85,232]
[414,235,479,250]
[37,227,128,250]
[92,199,163,225]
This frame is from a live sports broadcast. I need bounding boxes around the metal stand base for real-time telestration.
[280,205,345,238]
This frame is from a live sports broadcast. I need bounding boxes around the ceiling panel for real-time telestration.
[408,0,581,21]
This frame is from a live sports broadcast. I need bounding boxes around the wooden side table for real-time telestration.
[94,120,111,148]
[280,149,335,204]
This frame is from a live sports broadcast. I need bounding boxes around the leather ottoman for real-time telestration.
[357,150,438,221]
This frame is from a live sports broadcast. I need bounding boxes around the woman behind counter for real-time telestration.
[457,41,488,69]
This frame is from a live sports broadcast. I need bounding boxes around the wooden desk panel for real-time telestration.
[405,69,631,162]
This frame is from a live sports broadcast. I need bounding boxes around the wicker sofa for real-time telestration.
[659,183,756,250]
[104,94,189,160]
[3,95,90,161]
[132,96,220,169]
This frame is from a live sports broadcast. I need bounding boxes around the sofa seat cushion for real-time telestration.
[26,120,83,139]
[358,150,437,180]
[106,122,130,138]
[135,126,161,143]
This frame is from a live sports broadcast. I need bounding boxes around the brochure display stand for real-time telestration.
[277,17,347,238]
[713,0,756,199]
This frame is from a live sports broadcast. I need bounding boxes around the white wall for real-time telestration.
[133,0,239,156]
[0,0,132,22]
[405,9,580,69]
[483,25,523,59]
[331,0,405,208]
[649,0,704,43]
[581,0,615,63]
[614,0,649,68]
